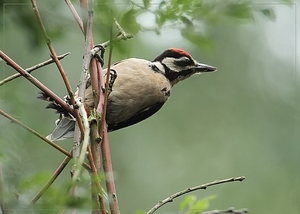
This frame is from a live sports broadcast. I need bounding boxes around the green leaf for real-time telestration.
[143,0,150,8]
[260,8,276,21]
[119,8,141,35]
[136,210,147,214]
[226,3,254,21]
[181,15,194,28]
[179,195,196,211]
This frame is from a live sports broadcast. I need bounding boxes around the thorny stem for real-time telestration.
[147,176,246,214]
[0,52,70,86]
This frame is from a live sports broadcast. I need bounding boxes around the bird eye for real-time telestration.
[184,58,190,64]
[181,57,191,65]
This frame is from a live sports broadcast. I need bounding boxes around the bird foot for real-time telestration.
[93,44,106,67]
[102,69,117,95]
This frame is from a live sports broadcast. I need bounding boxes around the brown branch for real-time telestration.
[0,52,70,86]
[0,109,70,157]
[30,156,72,204]
[65,0,84,34]
[0,51,73,115]
[0,109,91,171]
[30,0,85,140]
[147,176,246,214]
[77,1,107,213]
[101,131,119,214]
[98,33,120,214]
[87,145,107,213]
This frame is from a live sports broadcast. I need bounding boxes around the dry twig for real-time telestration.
[202,207,248,214]
[147,176,246,214]
[0,52,70,86]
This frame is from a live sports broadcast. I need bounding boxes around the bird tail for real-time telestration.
[38,92,75,141]
[46,117,75,141]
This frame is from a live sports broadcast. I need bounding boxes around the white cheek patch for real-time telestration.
[149,62,165,74]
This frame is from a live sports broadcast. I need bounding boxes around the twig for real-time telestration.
[0,52,70,86]
[0,109,91,171]
[87,145,107,212]
[202,207,248,214]
[114,18,133,39]
[147,176,246,214]
[91,26,133,56]
[0,109,70,157]
[78,1,107,213]
[71,98,90,183]
[0,51,73,115]
[30,156,72,204]
[99,33,120,214]
[30,0,85,140]
[64,0,84,34]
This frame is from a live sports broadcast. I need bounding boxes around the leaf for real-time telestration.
[190,195,216,214]
[136,210,147,214]
[181,15,194,28]
[119,8,141,35]
[143,0,150,8]
[226,3,254,21]
[181,30,214,51]
[179,195,196,211]
[260,8,276,21]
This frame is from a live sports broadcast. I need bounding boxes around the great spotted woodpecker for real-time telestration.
[39,48,216,140]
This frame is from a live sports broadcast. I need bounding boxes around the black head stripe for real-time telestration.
[161,62,194,82]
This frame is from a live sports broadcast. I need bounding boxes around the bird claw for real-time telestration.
[102,69,117,95]
[93,44,106,67]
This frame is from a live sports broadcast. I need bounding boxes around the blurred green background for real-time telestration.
[0,0,299,213]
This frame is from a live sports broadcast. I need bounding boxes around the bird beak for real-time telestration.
[194,62,217,72]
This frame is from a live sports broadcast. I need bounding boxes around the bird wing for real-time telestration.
[107,102,164,132]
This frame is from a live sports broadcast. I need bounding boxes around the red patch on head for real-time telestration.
[169,48,191,58]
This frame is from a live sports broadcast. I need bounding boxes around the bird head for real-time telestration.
[152,48,217,85]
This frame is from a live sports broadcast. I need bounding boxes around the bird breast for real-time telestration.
[84,58,172,125]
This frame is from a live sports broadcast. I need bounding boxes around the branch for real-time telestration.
[0,51,73,115]
[91,21,133,56]
[99,34,120,214]
[65,0,84,34]
[0,109,91,171]
[30,156,72,204]
[202,207,248,214]
[0,52,70,86]
[71,98,90,183]
[77,1,107,213]
[0,109,70,157]
[147,176,246,214]
[30,0,85,139]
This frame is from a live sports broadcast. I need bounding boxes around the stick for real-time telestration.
[0,52,70,86]
[147,176,246,214]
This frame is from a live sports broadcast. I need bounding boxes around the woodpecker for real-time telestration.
[40,48,217,140]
